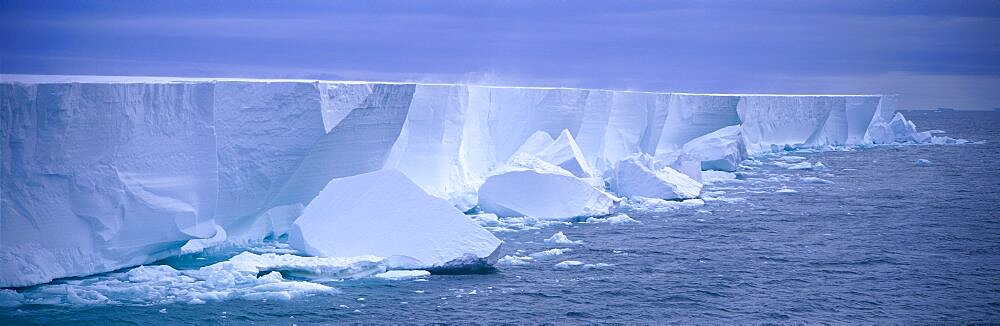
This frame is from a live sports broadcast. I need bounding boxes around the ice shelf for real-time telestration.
[1,75,929,287]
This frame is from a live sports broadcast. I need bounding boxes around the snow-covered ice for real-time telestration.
[477,154,619,220]
[288,169,502,269]
[609,155,702,200]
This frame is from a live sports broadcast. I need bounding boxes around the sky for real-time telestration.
[1,0,999,109]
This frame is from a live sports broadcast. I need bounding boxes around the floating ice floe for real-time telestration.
[622,197,706,213]
[585,213,642,225]
[373,270,431,280]
[4,252,391,306]
[773,161,827,170]
[529,248,572,259]
[544,232,583,245]
[288,169,502,270]
[496,255,533,266]
[914,159,933,166]
[609,155,702,200]
[775,188,799,194]
[553,260,585,269]
[478,154,619,220]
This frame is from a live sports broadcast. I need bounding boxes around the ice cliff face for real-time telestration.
[1,75,916,287]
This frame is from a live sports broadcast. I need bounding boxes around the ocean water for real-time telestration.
[3,111,999,324]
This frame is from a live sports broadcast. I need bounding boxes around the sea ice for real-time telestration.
[529,248,572,259]
[585,213,641,225]
[544,232,583,245]
[287,169,502,269]
[373,270,431,280]
[622,197,706,212]
[553,260,585,269]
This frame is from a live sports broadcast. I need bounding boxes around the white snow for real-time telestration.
[0,75,946,287]
[608,155,702,200]
[287,169,502,269]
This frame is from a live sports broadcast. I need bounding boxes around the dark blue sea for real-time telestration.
[3,110,999,324]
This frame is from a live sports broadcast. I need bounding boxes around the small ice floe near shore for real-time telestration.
[545,232,583,245]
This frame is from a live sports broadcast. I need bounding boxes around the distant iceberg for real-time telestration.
[0,75,941,287]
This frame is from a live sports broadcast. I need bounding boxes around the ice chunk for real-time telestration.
[477,154,619,220]
[866,111,933,144]
[529,248,572,259]
[497,255,533,266]
[914,158,933,166]
[287,169,502,269]
[888,112,932,143]
[544,232,583,245]
[585,213,641,225]
[608,155,702,200]
[680,125,748,171]
[7,252,384,306]
[553,260,585,269]
[775,188,798,194]
[373,270,430,280]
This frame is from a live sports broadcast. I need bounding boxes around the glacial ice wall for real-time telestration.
[1,75,907,287]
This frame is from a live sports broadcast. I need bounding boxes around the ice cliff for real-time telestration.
[1,75,929,287]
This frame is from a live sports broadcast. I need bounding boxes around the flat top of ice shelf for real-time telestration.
[0,74,889,97]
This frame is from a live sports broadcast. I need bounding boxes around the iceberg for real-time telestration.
[287,169,502,269]
[0,75,941,287]
[477,154,619,220]
[680,125,749,172]
[608,155,702,200]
